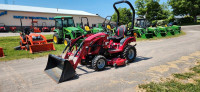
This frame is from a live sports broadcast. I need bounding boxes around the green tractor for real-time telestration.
[135,18,153,38]
[156,26,168,37]
[53,16,87,46]
[167,22,181,35]
[99,16,117,35]
[77,17,103,34]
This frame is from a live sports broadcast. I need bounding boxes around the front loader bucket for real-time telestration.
[29,43,55,53]
[44,54,75,83]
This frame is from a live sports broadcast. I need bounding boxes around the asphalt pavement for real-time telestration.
[0,25,200,92]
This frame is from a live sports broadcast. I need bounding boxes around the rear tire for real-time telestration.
[53,33,61,44]
[122,45,137,63]
[92,55,107,71]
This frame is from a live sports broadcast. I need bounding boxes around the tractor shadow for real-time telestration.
[76,65,111,77]
[133,56,153,63]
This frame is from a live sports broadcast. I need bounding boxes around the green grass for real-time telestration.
[173,72,195,79]
[0,31,186,61]
[139,80,200,92]
[0,34,65,61]
[139,60,200,92]
[136,31,186,41]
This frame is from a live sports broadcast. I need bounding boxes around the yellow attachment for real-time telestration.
[165,24,168,27]
[53,36,57,43]
[107,25,111,30]
[85,26,90,31]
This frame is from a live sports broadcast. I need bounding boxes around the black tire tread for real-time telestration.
[53,33,61,44]
[123,45,137,63]
[92,55,107,71]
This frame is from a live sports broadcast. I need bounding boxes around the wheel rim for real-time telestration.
[53,36,57,43]
[97,59,105,69]
[128,49,134,59]
[64,40,68,46]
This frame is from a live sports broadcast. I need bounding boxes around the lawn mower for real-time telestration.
[42,22,50,32]
[77,17,104,34]
[0,23,7,32]
[0,47,4,57]
[100,16,116,35]
[44,0,137,83]
[53,16,87,46]
[15,18,55,53]
[30,19,41,33]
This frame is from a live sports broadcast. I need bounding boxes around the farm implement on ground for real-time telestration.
[0,23,6,32]
[0,47,4,57]
[44,0,137,83]
[15,18,55,53]
[42,22,50,32]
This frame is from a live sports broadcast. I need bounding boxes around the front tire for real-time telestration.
[92,55,107,71]
[53,33,61,44]
[122,45,137,63]
[64,38,70,46]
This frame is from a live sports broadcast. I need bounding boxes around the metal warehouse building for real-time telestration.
[0,4,106,30]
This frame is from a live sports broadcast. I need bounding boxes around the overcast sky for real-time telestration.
[0,0,168,17]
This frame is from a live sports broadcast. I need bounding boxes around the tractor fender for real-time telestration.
[120,37,136,46]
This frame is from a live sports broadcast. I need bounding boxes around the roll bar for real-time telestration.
[113,0,135,29]
[102,16,112,26]
[81,17,89,27]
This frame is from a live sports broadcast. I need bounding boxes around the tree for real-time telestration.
[112,7,132,25]
[135,0,170,23]
[168,0,200,22]
[135,0,147,17]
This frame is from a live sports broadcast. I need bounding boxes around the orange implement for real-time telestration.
[0,47,4,57]
[29,43,55,53]
[34,27,41,33]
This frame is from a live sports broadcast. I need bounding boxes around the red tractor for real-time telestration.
[0,23,6,32]
[42,22,50,32]
[9,27,17,32]
[44,0,136,83]
[30,19,41,33]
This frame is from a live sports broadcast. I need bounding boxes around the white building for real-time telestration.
[0,4,106,30]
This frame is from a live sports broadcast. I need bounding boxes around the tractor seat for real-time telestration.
[85,26,90,31]
[109,25,127,43]
[107,25,111,30]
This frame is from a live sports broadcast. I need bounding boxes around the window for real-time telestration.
[55,19,62,28]
[68,18,75,27]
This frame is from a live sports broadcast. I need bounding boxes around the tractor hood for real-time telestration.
[64,27,81,33]
[64,27,80,31]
